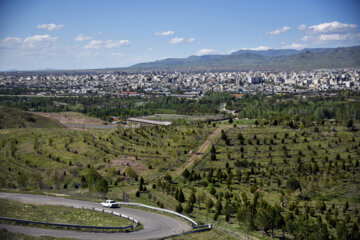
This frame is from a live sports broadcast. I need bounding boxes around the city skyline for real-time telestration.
[0,0,360,71]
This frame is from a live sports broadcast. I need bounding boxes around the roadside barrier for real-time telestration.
[0,205,140,230]
[0,216,133,230]
[81,206,139,228]
[156,225,212,240]
[117,201,211,230]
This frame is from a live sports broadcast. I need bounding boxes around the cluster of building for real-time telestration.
[0,68,359,96]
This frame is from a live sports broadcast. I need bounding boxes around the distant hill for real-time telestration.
[0,106,64,129]
[230,48,325,57]
[119,45,360,72]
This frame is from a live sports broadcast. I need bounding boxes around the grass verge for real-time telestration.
[0,199,141,232]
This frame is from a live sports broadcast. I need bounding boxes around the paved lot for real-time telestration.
[0,192,191,240]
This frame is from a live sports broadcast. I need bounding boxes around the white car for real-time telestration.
[101,200,119,208]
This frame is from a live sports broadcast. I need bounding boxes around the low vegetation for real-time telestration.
[0,228,73,240]
[0,199,132,227]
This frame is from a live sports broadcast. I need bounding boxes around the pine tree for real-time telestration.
[176,203,183,213]
[206,199,214,212]
[189,191,196,204]
[178,189,185,203]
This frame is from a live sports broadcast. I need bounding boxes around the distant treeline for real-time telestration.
[0,93,226,121]
[0,91,359,124]
[233,91,360,126]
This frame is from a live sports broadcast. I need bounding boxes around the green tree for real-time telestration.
[95,178,108,194]
[346,119,354,130]
[287,177,301,192]
[176,203,183,213]
[215,199,223,214]
[336,221,348,240]
[178,189,185,203]
[206,199,214,212]
[189,191,196,204]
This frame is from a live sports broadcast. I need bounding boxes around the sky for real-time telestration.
[0,0,359,71]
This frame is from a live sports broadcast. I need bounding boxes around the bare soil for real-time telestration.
[111,155,147,173]
[34,112,107,125]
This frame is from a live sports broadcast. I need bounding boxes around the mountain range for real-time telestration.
[117,45,360,72]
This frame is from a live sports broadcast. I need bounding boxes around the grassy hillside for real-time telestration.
[112,122,359,239]
[1,114,359,239]
[0,106,63,129]
[0,122,212,194]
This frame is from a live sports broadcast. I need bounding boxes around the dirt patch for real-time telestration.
[111,155,147,173]
[33,112,107,125]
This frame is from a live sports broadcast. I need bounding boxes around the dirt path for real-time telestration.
[173,125,232,177]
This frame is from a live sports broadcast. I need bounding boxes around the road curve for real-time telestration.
[0,192,191,240]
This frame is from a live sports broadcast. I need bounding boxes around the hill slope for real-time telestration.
[0,106,64,129]
[122,45,360,71]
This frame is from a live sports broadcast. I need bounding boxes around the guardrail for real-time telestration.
[0,205,140,231]
[0,216,133,230]
[79,206,139,228]
[116,202,211,230]
[156,225,213,240]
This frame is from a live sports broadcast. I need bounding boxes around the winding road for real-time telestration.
[0,192,191,240]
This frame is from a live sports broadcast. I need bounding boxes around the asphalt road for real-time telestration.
[0,192,191,240]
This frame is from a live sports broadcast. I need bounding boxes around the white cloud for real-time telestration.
[300,21,357,34]
[23,34,58,43]
[269,26,290,35]
[0,35,58,49]
[155,30,175,36]
[0,37,22,47]
[300,35,313,41]
[187,38,195,43]
[302,33,358,42]
[298,24,307,31]
[23,34,58,48]
[84,39,130,49]
[318,33,349,41]
[84,40,103,49]
[148,48,152,51]
[105,40,130,48]
[110,52,124,56]
[197,48,216,55]
[169,37,184,44]
[37,23,64,31]
[282,43,306,49]
[74,34,92,42]
[298,21,360,45]
[242,46,271,51]
[227,49,238,54]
